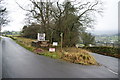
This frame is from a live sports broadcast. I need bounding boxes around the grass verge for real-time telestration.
[9,36,99,65]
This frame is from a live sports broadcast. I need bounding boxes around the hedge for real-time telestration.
[82,47,120,58]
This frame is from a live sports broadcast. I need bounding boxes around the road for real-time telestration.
[0,37,2,79]
[1,37,119,78]
[90,53,118,75]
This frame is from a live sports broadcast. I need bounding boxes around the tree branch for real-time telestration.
[16,1,31,12]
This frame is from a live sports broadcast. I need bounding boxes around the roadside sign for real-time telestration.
[49,48,55,52]
[37,33,45,41]
[53,42,58,46]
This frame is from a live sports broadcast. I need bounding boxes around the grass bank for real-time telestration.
[8,36,98,65]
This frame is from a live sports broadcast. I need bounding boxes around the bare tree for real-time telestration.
[18,0,103,46]
[0,0,9,32]
[49,0,103,46]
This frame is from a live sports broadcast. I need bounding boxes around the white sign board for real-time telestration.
[53,42,58,46]
[37,33,45,41]
[49,48,55,52]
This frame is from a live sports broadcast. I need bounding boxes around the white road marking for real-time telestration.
[107,68,118,75]
[102,65,118,75]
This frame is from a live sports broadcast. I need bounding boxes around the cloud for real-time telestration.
[2,0,119,33]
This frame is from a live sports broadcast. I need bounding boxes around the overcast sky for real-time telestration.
[1,0,119,34]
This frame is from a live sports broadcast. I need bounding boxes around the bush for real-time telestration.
[21,24,40,39]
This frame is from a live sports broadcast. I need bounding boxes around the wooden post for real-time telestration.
[60,33,63,52]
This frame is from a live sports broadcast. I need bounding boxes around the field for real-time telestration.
[8,36,98,65]
[95,34,118,43]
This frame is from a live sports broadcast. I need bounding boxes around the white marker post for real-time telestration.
[37,33,40,41]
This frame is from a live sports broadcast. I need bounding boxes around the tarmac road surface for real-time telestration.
[1,37,118,78]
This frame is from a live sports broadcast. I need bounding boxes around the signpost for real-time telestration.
[60,33,63,52]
